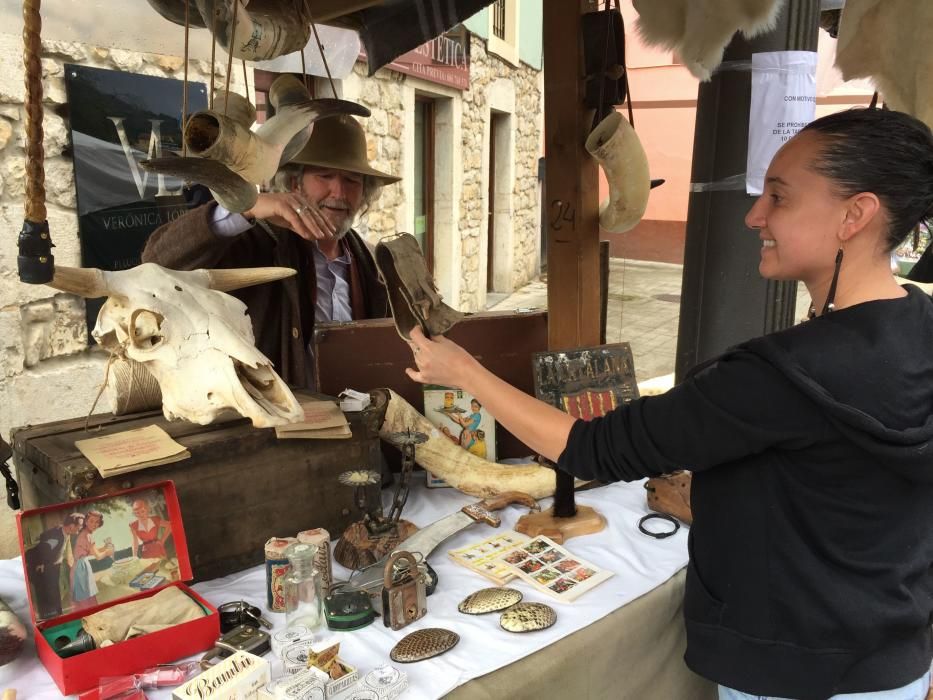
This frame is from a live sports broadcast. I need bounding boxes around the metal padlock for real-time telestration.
[200,623,271,669]
[381,551,427,631]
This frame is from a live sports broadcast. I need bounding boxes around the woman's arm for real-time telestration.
[406,328,576,462]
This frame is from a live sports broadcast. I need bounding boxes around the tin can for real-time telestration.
[265,536,298,613]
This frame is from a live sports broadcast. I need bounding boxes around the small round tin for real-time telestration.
[457,587,523,615]
[390,628,460,663]
[499,602,557,633]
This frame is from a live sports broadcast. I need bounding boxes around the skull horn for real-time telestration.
[46,266,110,298]
[206,267,296,292]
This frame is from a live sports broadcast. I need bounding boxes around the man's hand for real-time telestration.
[243,192,338,242]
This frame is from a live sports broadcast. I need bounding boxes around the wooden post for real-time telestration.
[516,0,606,543]
[544,0,602,351]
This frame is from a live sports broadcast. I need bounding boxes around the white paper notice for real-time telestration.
[746,51,818,195]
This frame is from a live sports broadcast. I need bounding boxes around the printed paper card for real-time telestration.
[422,385,497,487]
[495,535,613,602]
[75,425,190,477]
[447,530,529,585]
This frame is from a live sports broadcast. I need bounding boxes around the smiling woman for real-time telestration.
[402,107,933,700]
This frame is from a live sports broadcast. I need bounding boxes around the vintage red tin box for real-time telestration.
[17,481,219,695]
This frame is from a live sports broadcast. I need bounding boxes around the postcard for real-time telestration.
[495,535,613,602]
[447,530,529,585]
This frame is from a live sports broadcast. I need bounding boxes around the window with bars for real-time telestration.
[492,0,507,39]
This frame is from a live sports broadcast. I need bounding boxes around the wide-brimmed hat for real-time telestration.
[288,115,401,187]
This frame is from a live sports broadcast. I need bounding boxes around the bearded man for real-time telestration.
[143,115,397,387]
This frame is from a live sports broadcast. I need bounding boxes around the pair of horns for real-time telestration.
[47,266,296,298]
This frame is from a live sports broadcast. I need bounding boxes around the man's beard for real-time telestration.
[319,197,356,239]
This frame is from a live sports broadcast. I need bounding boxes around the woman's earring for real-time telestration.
[808,248,844,320]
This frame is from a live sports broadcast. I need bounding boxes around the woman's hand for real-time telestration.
[405,326,479,390]
[243,192,338,242]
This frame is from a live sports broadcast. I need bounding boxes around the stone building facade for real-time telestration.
[0,24,543,555]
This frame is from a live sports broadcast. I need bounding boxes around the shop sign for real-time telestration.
[64,64,207,331]
[363,32,470,90]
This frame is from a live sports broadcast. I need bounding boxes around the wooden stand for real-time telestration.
[333,519,419,570]
[515,505,606,545]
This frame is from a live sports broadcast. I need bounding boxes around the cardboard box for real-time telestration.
[18,481,219,695]
[174,651,270,700]
[350,666,408,700]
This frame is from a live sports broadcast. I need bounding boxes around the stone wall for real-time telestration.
[0,33,543,557]
[458,35,543,310]
[0,34,244,557]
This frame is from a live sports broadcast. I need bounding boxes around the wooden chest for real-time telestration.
[11,391,386,582]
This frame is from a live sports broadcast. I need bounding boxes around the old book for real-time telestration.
[74,425,190,478]
[275,399,351,439]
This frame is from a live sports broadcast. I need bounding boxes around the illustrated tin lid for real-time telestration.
[16,480,193,625]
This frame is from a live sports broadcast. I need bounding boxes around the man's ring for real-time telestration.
[295,205,307,215]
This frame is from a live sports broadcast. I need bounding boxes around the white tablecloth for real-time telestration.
[0,479,689,699]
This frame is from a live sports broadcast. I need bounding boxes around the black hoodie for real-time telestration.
[558,285,933,699]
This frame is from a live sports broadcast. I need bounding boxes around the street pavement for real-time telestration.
[490,259,812,383]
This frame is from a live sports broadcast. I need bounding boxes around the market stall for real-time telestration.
[1,0,910,697]
[0,479,711,699]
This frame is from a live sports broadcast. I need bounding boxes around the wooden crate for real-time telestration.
[313,309,548,459]
[11,391,386,582]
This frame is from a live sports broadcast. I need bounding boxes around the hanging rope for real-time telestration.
[223,0,239,114]
[241,59,250,106]
[303,0,338,98]
[22,0,45,223]
[310,20,337,98]
[18,0,54,284]
[209,0,217,108]
[182,0,190,157]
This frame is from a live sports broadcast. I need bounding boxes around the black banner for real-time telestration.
[64,64,208,331]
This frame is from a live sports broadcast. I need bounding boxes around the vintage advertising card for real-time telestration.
[21,486,182,622]
[422,385,497,487]
[447,530,529,585]
[495,535,613,602]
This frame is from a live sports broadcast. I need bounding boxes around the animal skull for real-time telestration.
[48,263,303,428]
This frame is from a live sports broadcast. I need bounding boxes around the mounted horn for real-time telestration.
[585,111,650,234]
[206,267,296,292]
[46,267,110,298]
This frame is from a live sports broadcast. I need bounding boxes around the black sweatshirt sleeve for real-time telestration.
[556,348,825,482]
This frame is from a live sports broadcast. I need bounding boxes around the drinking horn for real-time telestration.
[584,111,650,234]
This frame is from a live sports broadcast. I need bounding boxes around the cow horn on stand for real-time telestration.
[379,389,588,500]
[17,0,55,286]
[584,110,651,234]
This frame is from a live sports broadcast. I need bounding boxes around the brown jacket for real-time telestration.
[142,203,389,387]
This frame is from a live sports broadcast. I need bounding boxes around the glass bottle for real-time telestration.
[282,543,324,635]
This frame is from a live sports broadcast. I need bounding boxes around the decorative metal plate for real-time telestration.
[389,628,460,663]
[458,587,523,615]
[386,429,429,447]
[499,602,557,633]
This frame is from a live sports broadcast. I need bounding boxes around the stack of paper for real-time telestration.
[75,425,191,478]
[276,399,352,440]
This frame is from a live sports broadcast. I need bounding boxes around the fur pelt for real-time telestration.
[835,0,933,130]
[633,0,786,80]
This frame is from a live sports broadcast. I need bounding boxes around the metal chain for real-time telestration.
[386,442,415,524]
